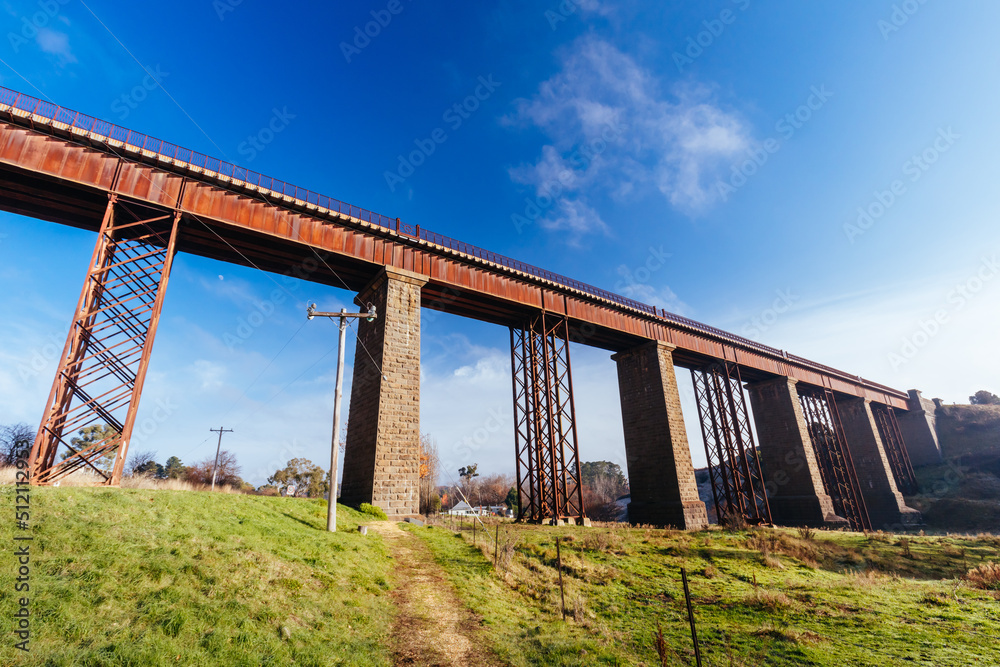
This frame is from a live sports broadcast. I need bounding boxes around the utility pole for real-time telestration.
[307,302,377,532]
[209,427,233,491]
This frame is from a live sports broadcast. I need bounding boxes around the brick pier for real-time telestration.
[340,267,426,517]
[836,397,921,529]
[612,342,708,529]
[747,377,848,528]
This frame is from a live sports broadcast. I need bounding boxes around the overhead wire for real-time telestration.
[0,66,370,464]
[67,3,388,378]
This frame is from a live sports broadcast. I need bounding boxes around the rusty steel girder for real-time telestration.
[29,197,178,486]
[798,388,872,531]
[510,313,585,524]
[872,405,918,496]
[691,362,771,527]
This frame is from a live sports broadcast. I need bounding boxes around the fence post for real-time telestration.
[681,567,702,667]
[556,537,566,620]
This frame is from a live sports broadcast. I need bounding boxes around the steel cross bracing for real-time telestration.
[509,313,585,523]
[691,363,772,526]
[797,388,872,531]
[29,197,179,486]
[872,405,918,496]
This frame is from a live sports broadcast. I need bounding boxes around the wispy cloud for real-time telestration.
[507,35,752,235]
[36,28,76,64]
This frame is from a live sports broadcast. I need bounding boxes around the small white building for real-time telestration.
[446,500,477,516]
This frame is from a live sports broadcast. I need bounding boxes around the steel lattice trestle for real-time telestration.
[29,197,179,486]
[797,388,872,531]
[509,313,585,523]
[872,405,918,495]
[691,363,772,526]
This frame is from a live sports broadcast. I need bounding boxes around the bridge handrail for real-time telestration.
[0,85,907,399]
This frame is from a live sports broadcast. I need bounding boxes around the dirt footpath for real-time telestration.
[366,522,504,667]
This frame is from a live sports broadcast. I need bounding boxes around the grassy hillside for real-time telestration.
[0,487,394,666]
[908,404,1000,532]
[412,520,1000,666]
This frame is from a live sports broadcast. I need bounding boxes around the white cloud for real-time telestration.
[36,28,76,64]
[616,281,686,313]
[507,35,752,230]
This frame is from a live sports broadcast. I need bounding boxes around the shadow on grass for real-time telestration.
[281,511,325,531]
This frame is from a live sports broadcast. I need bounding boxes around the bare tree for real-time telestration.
[185,450,242,488]
[478,473,515,506]
[0,423,33,466]
[127,450,159,477]
[419,433,440,514]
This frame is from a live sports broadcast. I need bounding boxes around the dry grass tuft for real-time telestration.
[964,562,1000,590]
[753,623,822,645]
[763,554,785,570]
[745,588,794,612]
[583,528,624,554]
[849,569,899,587]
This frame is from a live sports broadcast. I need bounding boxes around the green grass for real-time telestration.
[0,487,393,666]
[413,521,1000,666]
[6,485,998,666]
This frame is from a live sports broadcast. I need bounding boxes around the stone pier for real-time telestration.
[835,397,921,529]
[612,342,707,529]
[747,377,848,528]
[897,389,942,467]
[340,267,426,517]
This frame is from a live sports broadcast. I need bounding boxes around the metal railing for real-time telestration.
[0,85,906,399]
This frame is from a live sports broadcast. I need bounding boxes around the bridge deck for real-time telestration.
[0,87,909,410]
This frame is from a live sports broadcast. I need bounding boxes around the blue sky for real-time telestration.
[1,1,998,486]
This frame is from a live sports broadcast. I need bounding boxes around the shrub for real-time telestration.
[964,562,1000,590]
[358,503,388,520]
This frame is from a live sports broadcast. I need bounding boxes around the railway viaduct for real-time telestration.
[0,86,940,530]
